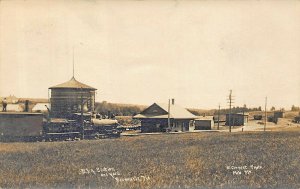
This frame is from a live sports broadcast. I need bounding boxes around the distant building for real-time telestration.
[0,95,18,104]
[192,116,214,130]
[273,111,284,124]
[133,101,197,133]
[294,116,300,123]
[49,77,97,118]
[225,113,249,126]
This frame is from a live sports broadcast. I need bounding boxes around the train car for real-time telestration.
[0,112,44,142]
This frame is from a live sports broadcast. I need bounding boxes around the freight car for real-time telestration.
[294,116,300,123]
[253,115,263,120]
[0,112,121,142]
[0,112,44,142]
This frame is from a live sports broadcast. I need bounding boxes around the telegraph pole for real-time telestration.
[227,90,234,133]
[217,104,220,130]
[264,96,267,131]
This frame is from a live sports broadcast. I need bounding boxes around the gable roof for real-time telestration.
[134,103,196,119]
[195,116,214,121]
[49,77,96,90]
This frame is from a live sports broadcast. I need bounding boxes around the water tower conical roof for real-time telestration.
[49,77,96,90]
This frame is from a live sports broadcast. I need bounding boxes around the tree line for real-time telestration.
[95,101,146,116]
[95,101,300,117]
[213,106,262,115]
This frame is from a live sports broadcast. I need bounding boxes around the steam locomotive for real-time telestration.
[43,112,121,141]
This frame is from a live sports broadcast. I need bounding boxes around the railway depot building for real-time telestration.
[49,77,97,118]
[134,102,197,133]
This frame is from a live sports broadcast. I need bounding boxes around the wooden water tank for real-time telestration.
[49,77,97,118]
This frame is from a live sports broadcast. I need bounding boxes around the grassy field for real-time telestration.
[0,131,299,189]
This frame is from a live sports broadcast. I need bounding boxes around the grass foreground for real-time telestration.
[0,131,299,189]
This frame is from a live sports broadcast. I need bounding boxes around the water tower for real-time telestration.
[49,77,97,118]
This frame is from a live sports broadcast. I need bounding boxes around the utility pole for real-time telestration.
[217,104,220,130]
[264,96,267,131]
[168,99,171,129]
[227,90,234,133]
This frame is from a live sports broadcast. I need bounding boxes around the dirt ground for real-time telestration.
[212,118,300,132]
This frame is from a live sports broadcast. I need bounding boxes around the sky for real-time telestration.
[0,0,299,110]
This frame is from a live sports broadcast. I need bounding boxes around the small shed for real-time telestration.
[226,113,249,126]
[273,111,284,124]
[193,116,214,130]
